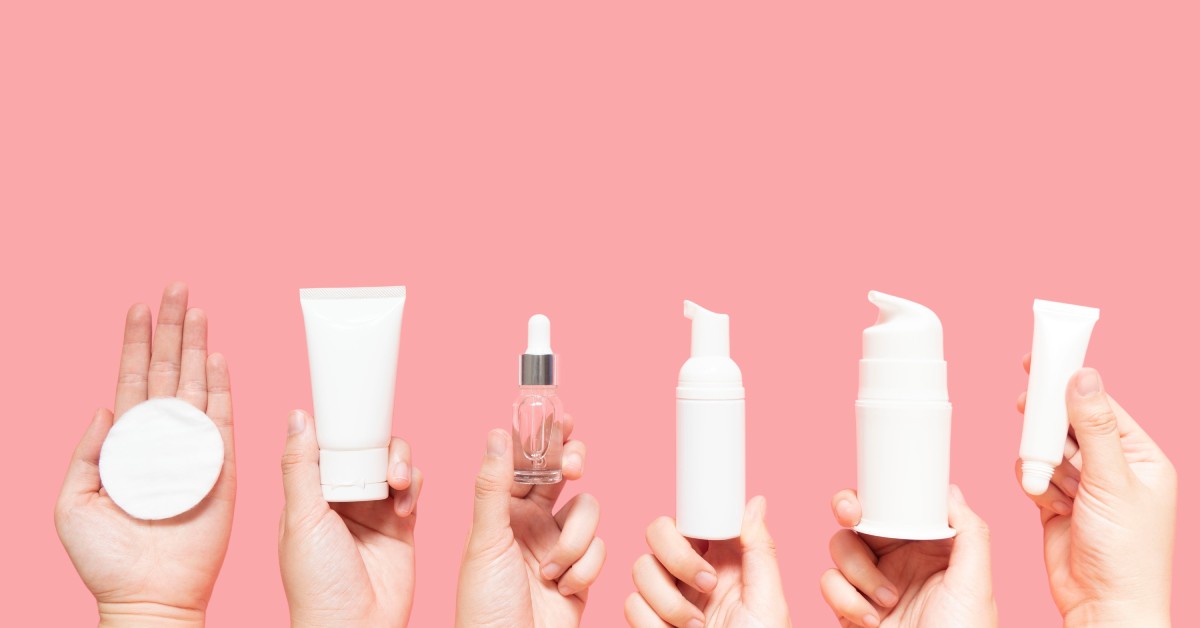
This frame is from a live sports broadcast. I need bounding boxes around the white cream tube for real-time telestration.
[300,286,406,502]
[1019,299,1099,495]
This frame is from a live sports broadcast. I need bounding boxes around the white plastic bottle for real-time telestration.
[855,291,955,540]
[676,300,745,540]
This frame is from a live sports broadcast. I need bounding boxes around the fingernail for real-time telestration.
[397,491,414,516]
[949,484,964,502]
[287,411,305,435]
[875,586,899,606]
[835,500,853,521]
[686,619,704,628]
[1061,476,1079,496]
[695,570,718,592]
[1051,500,1072,516]
[392,461,410,483]
[864,614,881,628]
[1076,369,1102,397]
[541,562,563,579]
[487,430,507,457]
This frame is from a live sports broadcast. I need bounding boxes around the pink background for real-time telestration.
[2,2,1197,625]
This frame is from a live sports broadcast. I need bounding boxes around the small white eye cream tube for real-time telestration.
[1019,299,1099,495]
[300,286,406,502]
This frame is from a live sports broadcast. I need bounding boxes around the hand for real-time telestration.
[456,420,604,628]
[55,282,235,627]
[278,410,423,628]
[625,496,790,628]
[819,487,997,628]
[1015,361,1176,627]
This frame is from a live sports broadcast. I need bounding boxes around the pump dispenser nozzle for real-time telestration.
[678,301,743,400]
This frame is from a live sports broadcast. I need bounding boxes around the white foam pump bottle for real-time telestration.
[676,300,745,540]
[855,291,955,540]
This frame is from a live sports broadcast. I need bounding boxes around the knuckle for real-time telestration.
[117,372,147,386]
[280,450,307,474]
[1079,407,1118,434]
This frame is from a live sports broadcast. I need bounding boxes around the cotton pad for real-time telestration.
[99,397,224,520]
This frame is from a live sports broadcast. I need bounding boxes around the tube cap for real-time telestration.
[319,447,389,502]
[677,300,744,400]
[1021,460,1055,495]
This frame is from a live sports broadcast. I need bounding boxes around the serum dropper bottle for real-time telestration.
[513,314,564,484]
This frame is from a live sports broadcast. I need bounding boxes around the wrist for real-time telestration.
[98,602,205,628]
[1063,601,1170,628]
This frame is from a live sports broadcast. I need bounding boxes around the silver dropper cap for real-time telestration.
[520,314,556,386]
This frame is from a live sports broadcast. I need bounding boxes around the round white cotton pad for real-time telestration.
[99,397,224,520]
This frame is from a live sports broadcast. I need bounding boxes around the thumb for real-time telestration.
[740,496,786,597]
[1066,369,1132,489]
[469,429,514,546]
[59,408,114,500]
[281,410,326,525]
[945,485,992,586]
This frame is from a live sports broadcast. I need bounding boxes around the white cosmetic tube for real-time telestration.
[1019,299,1099,495]
[300,286,406,502]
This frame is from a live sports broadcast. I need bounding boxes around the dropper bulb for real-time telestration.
[526,314,552,355]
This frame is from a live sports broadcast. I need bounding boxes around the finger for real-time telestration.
[281,410,326,527]
[541,493,601,580]
[562,438,586,481]
[1066,369,1132,489]
[945,485,994,588]
[526,437,586,510]
[1013,459,1075,517]
[741,496,789,602]
[561,412,575,441]
[147,282,188,397]
[387,438,413,492]
[469,429,514,548]
[645,515,718,594]
[557,537,606,596]
[831,489,862,528]
[396,466,423,518]
[1022,352,1031,374]
[1016,391,1026,414]
[632,554,705,628]
[176,308,208,411]
[58,408,115,500]
[205,354,235,488]
[829,529,896,607]
[820,568,881,628]
[114,303,152,417]
[624,593,673,628]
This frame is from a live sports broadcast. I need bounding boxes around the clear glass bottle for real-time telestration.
[513,315,564,484]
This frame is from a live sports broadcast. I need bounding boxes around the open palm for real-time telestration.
[55,283,236,621]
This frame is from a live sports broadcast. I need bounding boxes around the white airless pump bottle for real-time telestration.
[1019,299,1099,495]
[855,291,956,540]
[676,300,745,540]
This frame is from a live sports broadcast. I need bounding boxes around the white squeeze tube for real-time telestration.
[1019,299,1099,495]
[300,286,407,502]
[677,300,745,540]
[856,291,955,540]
